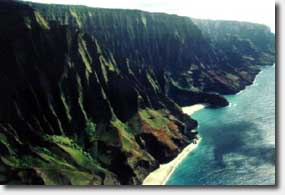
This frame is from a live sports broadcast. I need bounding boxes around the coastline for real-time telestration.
[182,104,206,115]
[142,104,205,185]
[234,64,274,96]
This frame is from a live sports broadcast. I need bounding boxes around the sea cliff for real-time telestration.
[0,1,274,185]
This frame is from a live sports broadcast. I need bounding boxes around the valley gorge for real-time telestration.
[0,0,275,185]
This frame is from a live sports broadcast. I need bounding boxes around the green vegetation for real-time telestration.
[34,11,50,29]
[85,120,98,142]
[0,0,275,185]
[70,8,82,27]
[43,135,103,171]
[139,109,169,130]
[78,35,93,74]
[111,118,138,151]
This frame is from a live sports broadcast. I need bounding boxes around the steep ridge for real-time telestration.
[193,19,275,93]
[29,2,275,96]
[0,1,275,185]
[193,18,275,63]
[0,1,198,185]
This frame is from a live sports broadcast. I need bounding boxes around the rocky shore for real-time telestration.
[0,1,275,185]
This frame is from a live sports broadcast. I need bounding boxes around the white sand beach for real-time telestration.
[142,138,201,185]
[142,104,205,185]
[181,104,206,115]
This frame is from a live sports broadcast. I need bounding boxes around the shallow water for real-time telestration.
[167,65,275,185]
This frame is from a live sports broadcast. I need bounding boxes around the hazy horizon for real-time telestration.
[21,0,275,33]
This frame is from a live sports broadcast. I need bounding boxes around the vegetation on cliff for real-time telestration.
[0,1,274,185]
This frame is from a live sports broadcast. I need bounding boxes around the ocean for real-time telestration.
[166,65,276,185]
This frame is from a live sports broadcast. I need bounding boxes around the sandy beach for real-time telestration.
[182,104,206,115]
[142,138,201,185]
[142,104,205,185]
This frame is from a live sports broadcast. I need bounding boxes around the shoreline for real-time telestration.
[142,104,205,185]
[142,138,201,185]
[143,66,275,186]
[181,104,206,115]
[233,65,274,96]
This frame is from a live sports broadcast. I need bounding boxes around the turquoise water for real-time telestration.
[167,65,275,185]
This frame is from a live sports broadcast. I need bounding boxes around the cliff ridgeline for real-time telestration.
[0,1,274,185]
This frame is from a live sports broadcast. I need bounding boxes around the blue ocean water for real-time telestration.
[167,65,275,185]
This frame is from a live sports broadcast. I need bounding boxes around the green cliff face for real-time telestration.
[192,19,275,94]
[0,1,274,185]
[29,2,275,96]
[193,19,275,65]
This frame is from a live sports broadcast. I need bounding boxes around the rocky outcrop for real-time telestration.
[0,1,274,185]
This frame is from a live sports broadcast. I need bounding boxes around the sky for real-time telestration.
[22,0,275,32]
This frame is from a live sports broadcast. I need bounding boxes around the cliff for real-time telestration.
[193,18,275,93]
[29,3,275,95]
[0,1,275,185]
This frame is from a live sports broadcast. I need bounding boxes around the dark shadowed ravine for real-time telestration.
[167,65,275,185]
[0,1,275,185]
